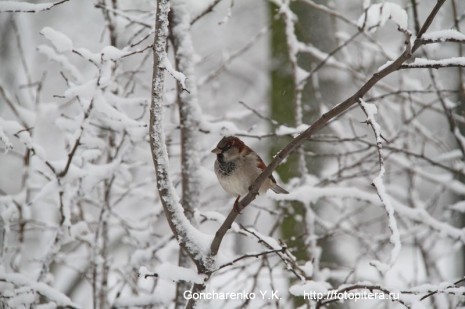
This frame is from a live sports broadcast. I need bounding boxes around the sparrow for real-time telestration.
[211,136,288,212]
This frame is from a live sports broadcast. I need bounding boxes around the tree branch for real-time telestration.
[149,0,211,274]
[209,0,447,264]
[0,0,69,13]
[169,2,204,307]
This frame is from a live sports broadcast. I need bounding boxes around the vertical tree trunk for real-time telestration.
[450,0,465,281]
[269,1,338,306]
[169,1,203,307]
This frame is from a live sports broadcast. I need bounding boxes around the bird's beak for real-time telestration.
[211,147,222,154]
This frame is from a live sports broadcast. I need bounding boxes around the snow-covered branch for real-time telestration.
[359,99,401,272]
[149,0,212,271]
[0,0,68,13]
[2,0,464,307]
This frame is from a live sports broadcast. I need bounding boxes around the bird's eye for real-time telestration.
[223,143,231,151]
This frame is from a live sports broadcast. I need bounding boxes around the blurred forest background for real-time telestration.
[0,0,465,308]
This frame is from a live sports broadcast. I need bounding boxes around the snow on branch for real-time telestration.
[160,54,187,92]
[272,180,465,242]
[0,117,24,152]
[359,99,401,272]
[419,29,465,44]
[40,27,73,53]
[149,0,212,270]
[0,273,80,308]
[0,0,68,13]
[169,2,205,306]
[401,57,465,69]
[37,45,83,82]
[358,2,408,33]
[212,0,447,261]
[139,264,206,284]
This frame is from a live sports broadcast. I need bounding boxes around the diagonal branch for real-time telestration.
[154,1,448,307]
[209,0,447,259]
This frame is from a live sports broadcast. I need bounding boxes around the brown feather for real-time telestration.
[256,155,266,171]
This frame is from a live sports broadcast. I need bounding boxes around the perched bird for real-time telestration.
[211,136,288,212]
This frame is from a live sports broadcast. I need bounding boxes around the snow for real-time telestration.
[302,261,313,277]
[200,210,241,233]
[199,118,242,135]
[360,99,401,270]
[113,294,165,307]
[1,0,464,307]
[36,303,59,309]
[279,0,298,65]
[422,29,465,42]
[454,127,465,153]
[7,288,36,308]
[81,161,120,192]
[272,181,380,206]
[369,259,391,274]
[411,302,427,309]
[0,273,80,308]
[74,47,100,64]
[450,201,465,212]
[100,46,127,61]
[80,149,102,161]
[289,280,331,296]
[275,124,308,136]
[93,93,146,133]
[161,53,187,90]
[69,221,90,238]
[372,173,401,266]
[363,0,371,9]
[27,180,59,207]
[408,57,465,68]
[243,227,282,250]
[139,264,206,284]
[55,116,79,132]
[360,100,381,143]
[183,0,216,19]
[37,45,83,82]
[391,153,465,196]
[40,27,73,52]
[104,92,148,108]
[171,0,203,221]
[377,60,393,72]
[432,149,462,163]
[0,118,23,152]
[98,61,112,88]
[299,43,351,72]
[444,98,457,109]
[0,1,64,12]
[63,79,97,100]
[150,0,215,270]
[358,2,408,32]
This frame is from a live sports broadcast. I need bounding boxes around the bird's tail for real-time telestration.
[271,184,289,194]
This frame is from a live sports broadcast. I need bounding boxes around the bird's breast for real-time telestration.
[216,157,236,176]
